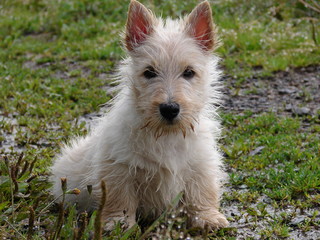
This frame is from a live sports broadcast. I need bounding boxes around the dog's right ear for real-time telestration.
[125,0,154,51]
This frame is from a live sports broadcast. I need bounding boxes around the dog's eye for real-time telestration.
[182,67,195,80]
[143,67,158,79]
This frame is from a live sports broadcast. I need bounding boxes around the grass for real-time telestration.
[220,112,320,238]
[222,112,319,202]
[0,0,319,239]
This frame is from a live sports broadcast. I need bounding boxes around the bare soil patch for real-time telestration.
[222,65,320,118]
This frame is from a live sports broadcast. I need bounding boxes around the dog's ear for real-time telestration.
[185,1,216,52]
[125,0,154,51]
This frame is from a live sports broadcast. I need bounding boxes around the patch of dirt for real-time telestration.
[222,65,320,118]
[22,59,93,81]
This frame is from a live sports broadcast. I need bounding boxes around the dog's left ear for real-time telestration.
[125,0,154,51]
[185,1,216,52]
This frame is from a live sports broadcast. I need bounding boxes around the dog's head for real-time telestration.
[123,0,220,138]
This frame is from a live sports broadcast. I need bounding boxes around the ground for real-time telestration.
[223,66,320,117]
[0,0,319,239]
[221,66,320,240]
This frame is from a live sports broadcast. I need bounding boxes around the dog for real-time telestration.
[51,0,229,231]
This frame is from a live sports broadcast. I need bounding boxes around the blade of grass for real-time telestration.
[3,218,27,240]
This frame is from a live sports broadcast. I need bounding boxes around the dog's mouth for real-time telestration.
[141,116,195,139]
[163,119,175,125]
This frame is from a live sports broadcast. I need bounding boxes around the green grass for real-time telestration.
[222,112,319,202]
[220,112,319,238]
[0,0,319,239]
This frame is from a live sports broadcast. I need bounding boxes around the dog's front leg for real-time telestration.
[99,164,138,231]
[185,168,229,229]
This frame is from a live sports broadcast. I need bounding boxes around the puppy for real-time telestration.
[51,0,228,230]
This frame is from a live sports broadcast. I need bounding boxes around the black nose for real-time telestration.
[159,102,180,122]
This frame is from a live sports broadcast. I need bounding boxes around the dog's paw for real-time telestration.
[191,211,229,230]
[103,216,136,232]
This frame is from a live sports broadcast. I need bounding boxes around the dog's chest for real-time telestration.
[130,132,194,173]
[133,166,186,215]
